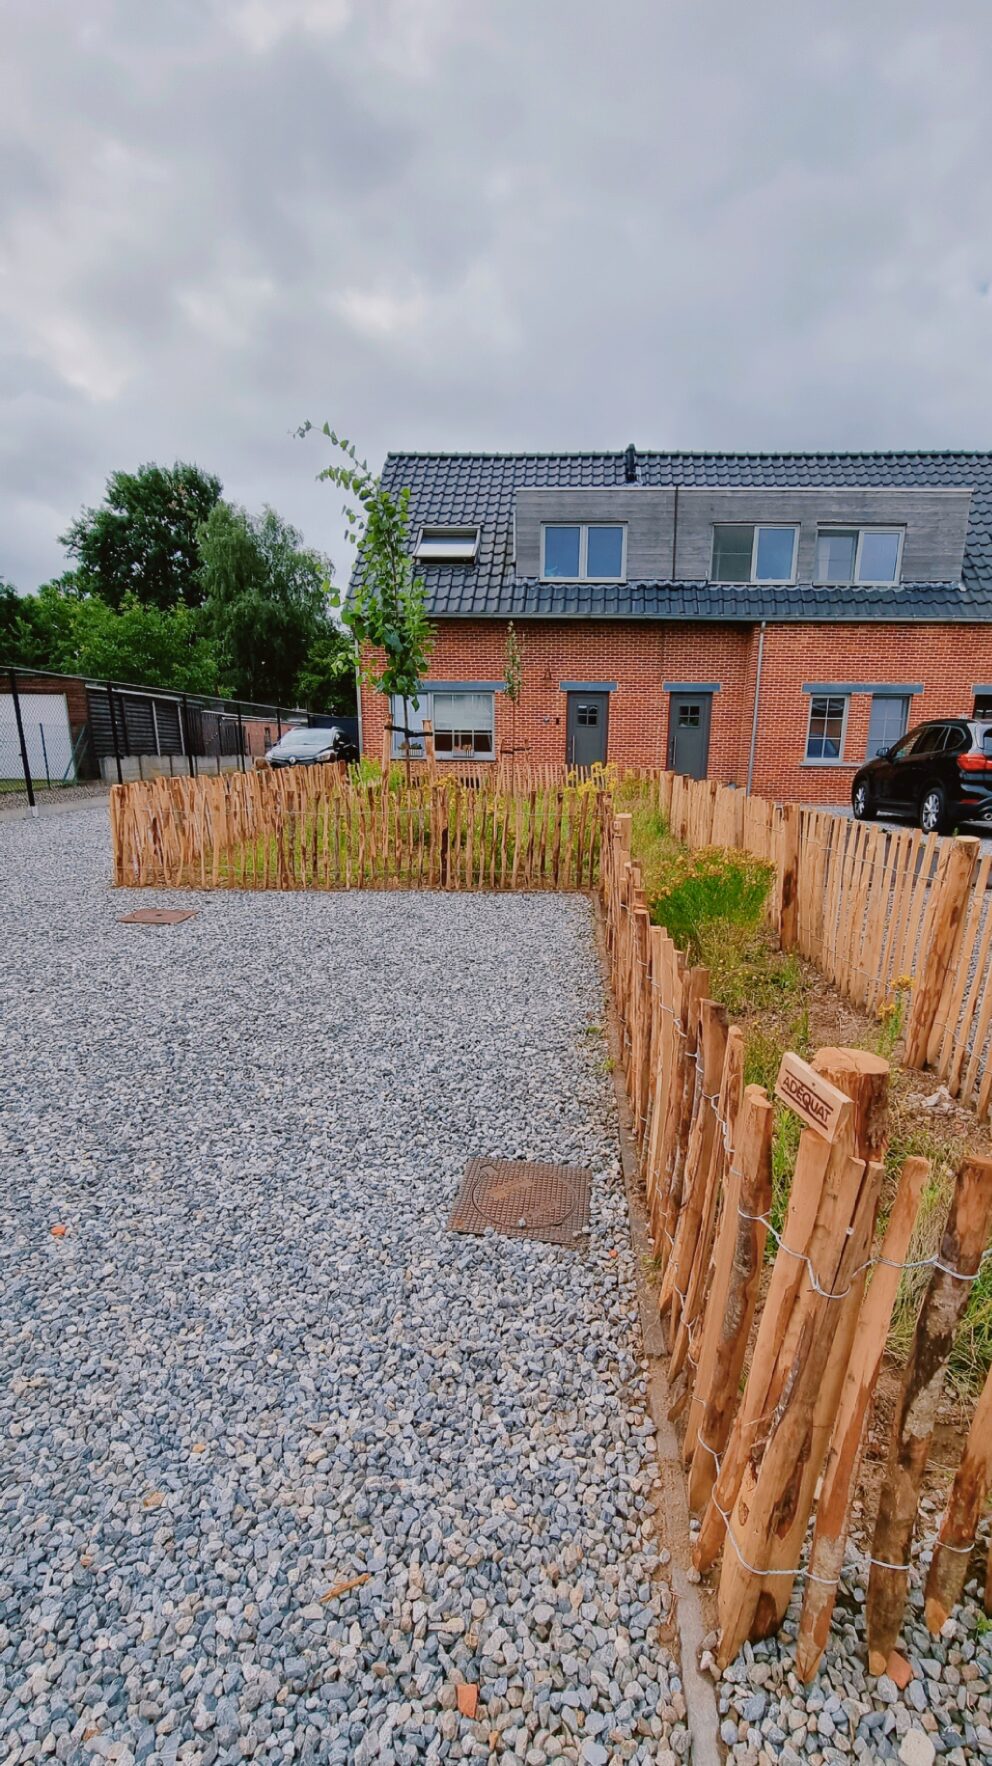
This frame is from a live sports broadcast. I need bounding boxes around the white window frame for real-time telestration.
[392,690,496,761]
[814,526,904,585]
[431,689,495,762]
[414,525,480,563]
[710,524,799,585]
[541,523,627,582]
[804,693,850,765]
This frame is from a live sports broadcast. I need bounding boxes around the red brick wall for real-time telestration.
[750,622,992,801]
[360,619,992,805]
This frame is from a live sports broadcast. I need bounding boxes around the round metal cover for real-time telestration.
[470,1168,575,1230]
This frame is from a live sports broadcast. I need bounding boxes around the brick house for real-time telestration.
[356,449,992,803]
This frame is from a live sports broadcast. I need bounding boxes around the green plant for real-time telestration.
[304,424,433,782]
[503,621,523,784]
[61,461,223,610]
[197,502,338,704]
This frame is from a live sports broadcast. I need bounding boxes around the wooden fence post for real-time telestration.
[747,1049,890,1639]
[904,836,980,1067]
[795,1155,928,1682]
[685,1082,772,1510]
[779,801,800,952]
[716,1140,876,1665]
[924,1356,992,1633]
[867,1154,992,1671]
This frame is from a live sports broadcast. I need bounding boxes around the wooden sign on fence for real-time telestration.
[774,1052,848,1144]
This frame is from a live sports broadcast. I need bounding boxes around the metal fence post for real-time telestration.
[276,705,283,740]
[237,704,246,772]
[9,670,37,815]
[181,695,196,777]
[38,723,51,789]
[106,687,124,785]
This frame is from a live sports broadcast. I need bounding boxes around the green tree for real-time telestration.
[294,620,357,711]
[198,503,334,704]
[61,462,222,610]
[303,423,433,777]
[1,579,31,664]
[11,580,221,692]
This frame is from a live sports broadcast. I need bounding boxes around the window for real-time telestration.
[890,726,926,761]
[432,691,494,759]
[542,523,625,580]
[415,526,480,562]
[711,524,798,583]
[815,527,902,584]
[974,694,992,719]
[805,694,847,762]
[866,695,910,758]
[576,703,599,727]
[678,704,701,728]
[389,696,427,759]
[913,725,951,756]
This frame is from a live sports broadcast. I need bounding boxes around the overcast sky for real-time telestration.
[3,0,992,592]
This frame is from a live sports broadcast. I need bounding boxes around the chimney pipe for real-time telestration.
[623,443,637,483]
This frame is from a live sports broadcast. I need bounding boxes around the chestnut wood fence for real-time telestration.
[109,766,605,894]
[652,770,992,1121]
[111,761,992,1117]
[602,809,992,1676]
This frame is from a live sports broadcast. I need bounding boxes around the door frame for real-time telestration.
[666,688,714,779]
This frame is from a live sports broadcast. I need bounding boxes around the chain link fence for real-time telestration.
[1,664,358,813]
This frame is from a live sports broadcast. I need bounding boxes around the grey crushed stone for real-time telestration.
[715,1528,992,1763]
[0,804,687,1764]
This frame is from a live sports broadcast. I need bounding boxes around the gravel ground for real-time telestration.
[0,804,686,1766]
[713,1533,992,1766]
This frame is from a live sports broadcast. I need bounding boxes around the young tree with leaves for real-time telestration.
[503,620,523,789]
[302,424,433,782]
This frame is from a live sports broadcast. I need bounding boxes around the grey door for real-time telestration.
[668,693,711,779]
[566,692,609,768]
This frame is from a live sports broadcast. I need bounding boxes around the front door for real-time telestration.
[668,693,712,779]
[566,692,609,768]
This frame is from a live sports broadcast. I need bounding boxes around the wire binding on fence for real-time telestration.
[692,1428,981,1586]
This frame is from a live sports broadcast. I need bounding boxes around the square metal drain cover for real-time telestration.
[449,1156,591,1249]
[118,908,197,925]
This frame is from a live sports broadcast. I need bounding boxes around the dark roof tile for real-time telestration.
[370,449,992,623]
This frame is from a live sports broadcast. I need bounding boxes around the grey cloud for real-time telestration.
[2,0,992,593]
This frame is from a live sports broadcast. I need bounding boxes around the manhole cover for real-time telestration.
[118,908,197,925]
[449,1157,591,1249]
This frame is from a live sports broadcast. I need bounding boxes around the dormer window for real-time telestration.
[711,524,798,584]
[415,525,480,562]
[542,523,625,581]
[815,527,902,585]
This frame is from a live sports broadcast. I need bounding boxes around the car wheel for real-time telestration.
[920,785,952,835]
[852,781,874,821]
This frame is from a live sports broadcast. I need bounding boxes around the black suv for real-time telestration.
[852,718,992,834]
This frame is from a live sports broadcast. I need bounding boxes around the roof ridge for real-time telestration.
[384,447,992,463]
